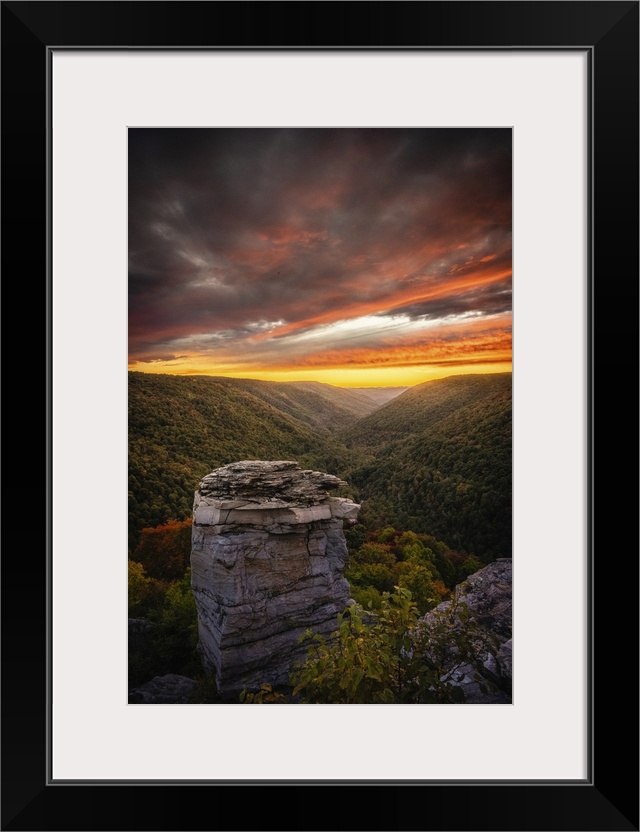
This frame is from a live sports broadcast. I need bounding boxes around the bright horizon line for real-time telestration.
[128,362,512,389]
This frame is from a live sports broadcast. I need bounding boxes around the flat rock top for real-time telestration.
[198,460,347,505]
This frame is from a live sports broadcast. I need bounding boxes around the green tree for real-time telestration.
[349,584,384,611]
[395,562,439,614]
[154,568,199,674]
[128,559,166,619]
[377,525,398,544]
[345,541,397,592]
[344,524,367,555]
[434,550,458,588]
[128,567,199,686]
[457,554,483,583]
[289,588,499,704]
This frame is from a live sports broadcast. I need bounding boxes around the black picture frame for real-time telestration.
[2,2,638,830]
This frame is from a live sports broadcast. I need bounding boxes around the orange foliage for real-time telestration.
[131,518,193,580]
[433,580,451,601]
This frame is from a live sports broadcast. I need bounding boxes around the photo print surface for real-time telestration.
[128,128,512,705]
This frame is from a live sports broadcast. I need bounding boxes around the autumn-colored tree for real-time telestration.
[354,542,396,566]
[433,579,451,602]
[131,517,192,580]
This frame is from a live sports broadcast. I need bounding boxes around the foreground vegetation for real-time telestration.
[345,525,482,615]
[128,519,489,700]
[242,586,500,705]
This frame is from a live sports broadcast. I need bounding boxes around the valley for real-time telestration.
[128,370,512,702]
[129,370,511,561]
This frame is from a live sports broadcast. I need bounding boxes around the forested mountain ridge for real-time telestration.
[222,377,377,428]
[343,373,511,449]
[128,372,362,548]
[288,380,377,419]
[344,374,512,560]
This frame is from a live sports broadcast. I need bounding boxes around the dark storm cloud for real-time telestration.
[131,353,189,365]
[388,274,513,322]
[128,128,511,367]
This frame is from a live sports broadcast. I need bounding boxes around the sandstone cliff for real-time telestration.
[191,460,359,697]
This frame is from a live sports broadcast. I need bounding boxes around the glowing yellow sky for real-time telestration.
[128,361,512,388]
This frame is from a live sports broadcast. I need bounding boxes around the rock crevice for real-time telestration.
[191,461,359,697]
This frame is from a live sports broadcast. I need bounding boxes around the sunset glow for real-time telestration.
[129,128,512,387]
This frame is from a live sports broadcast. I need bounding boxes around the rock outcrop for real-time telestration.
[422,558,513,703]
[129,674,197,704]
[191,461,359,698]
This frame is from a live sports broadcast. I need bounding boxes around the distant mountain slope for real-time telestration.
[345,374,512,560]
[128,373,359,548]
[289,381,377,419]
[220,377,377,429]
[346,386,409,406]
[344,373,511,449]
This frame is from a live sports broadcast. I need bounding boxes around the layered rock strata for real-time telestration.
[191,461,359,697]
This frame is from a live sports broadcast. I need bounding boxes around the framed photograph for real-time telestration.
[4,2,637,830]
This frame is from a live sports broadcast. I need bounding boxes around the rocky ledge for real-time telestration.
[422,558,513,704]
[191,461,360,698]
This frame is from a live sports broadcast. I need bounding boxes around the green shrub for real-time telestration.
[289,587,499,704]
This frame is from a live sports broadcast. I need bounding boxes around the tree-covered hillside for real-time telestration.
[220,377,377,430]
[129,371,511,561]
[344,373,511,449]
[344,374,512,560]
[128,372,361,549]
[288,381,377,421]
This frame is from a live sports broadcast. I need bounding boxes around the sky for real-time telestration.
[129,128,512,387]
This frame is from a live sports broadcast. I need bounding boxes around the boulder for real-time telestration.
[128,674,197,704]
